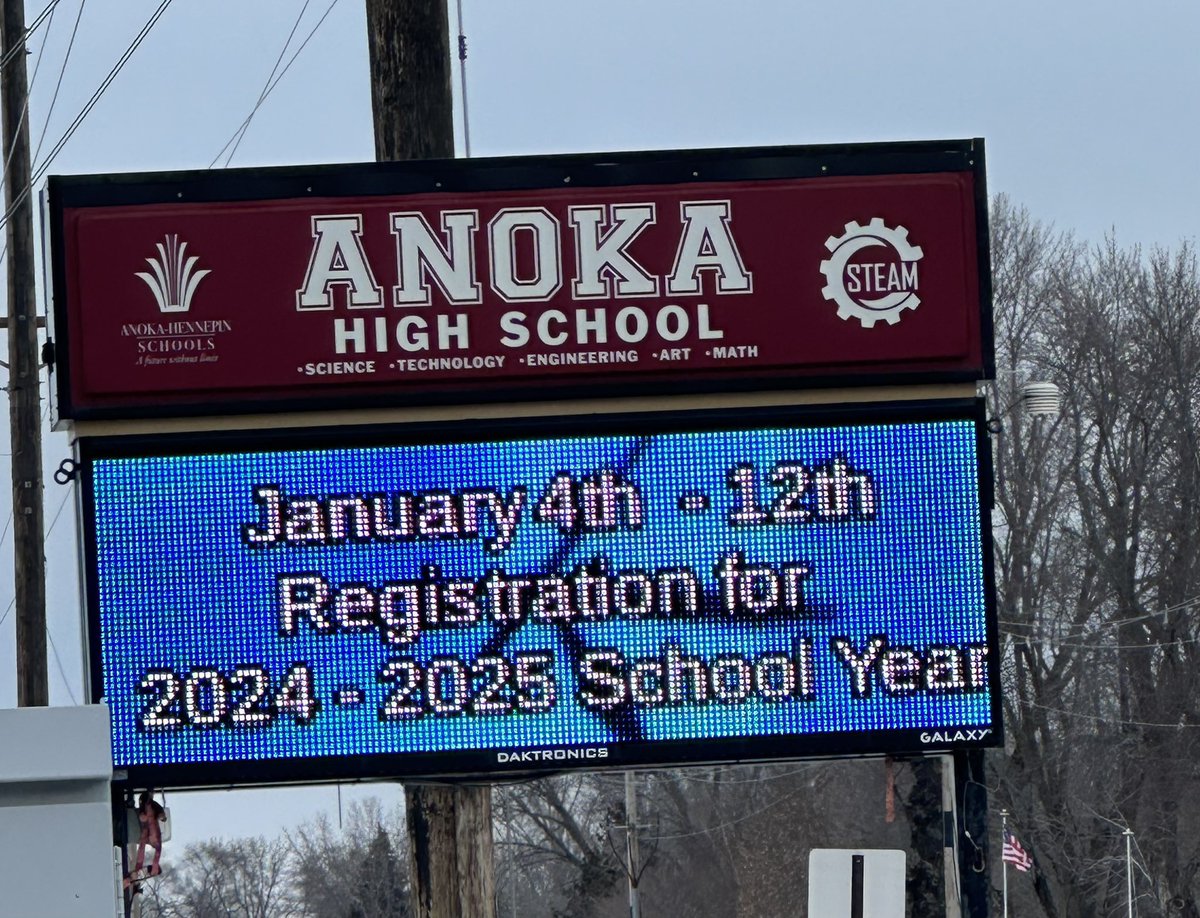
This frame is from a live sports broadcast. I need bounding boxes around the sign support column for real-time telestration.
[365,2,495,915]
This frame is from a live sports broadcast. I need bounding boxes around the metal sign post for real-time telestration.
[809,849,906,918]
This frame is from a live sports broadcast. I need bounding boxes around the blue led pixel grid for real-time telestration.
[86,412,997,782]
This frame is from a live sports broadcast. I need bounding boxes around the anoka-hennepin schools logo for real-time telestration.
[125,234,229,364]
[819,217,923,328]
[135,234,211,313]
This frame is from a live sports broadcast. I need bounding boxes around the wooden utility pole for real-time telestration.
[365,2,495,915]
[2,0,48,707]
[366,0,455,162]
[406,782,496,918]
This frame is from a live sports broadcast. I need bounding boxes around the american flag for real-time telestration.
[1003,829,1034,872]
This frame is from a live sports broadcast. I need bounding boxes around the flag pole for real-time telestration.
[1124,827,1134,918]
[1001,809,1009,918]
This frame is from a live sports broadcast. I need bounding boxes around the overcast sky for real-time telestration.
[1,0,1197,852]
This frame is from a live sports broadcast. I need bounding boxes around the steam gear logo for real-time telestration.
[819,218,923,328]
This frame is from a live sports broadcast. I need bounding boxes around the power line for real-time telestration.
[0,0,177,236]
[0,0,56,203]
[0,0,85,277]
[32,0,175,176]
[1000,627,1200,651]
[642,785,806,842]
[208,0,342,169]
[43,479,71,539]
[598,765,817,786]
[0,0,63,73]
[1017,697,1200,730]
[997,593,1200,636]
[1030,594,1200,626]
[212,0,312,169]
[31,0,89,165]
[46,625,76,703]
[0,0,60,219]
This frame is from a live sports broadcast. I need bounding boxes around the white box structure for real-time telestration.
[0,704,117,918]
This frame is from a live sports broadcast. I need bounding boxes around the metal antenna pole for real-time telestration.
[455,0,471,157]
[1001,809,1009,918]
[625,771,642,918]
[1125,828,1134,918]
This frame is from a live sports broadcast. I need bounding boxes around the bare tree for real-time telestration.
[139,201,1200,918]
[990,194,1200,917]
[288,797,410,918]
[140,836,302,918]
[493,774,623,918]
[491,759,933,918]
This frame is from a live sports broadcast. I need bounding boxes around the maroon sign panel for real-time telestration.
[49,140,992,420]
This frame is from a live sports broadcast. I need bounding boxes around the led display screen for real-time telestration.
[82,403,999,786]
